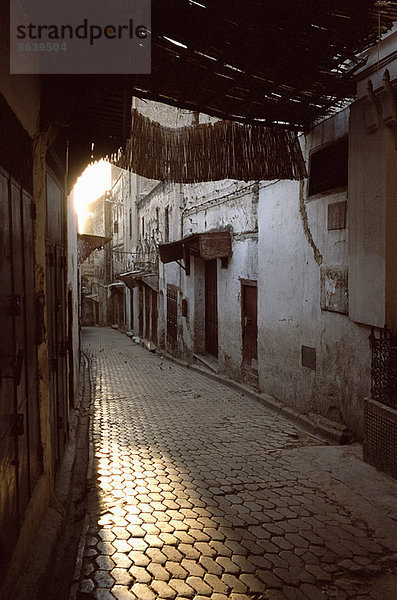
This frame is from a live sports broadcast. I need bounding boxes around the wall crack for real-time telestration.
[299,179,323,266]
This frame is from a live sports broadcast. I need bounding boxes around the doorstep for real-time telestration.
[193,352,219,373]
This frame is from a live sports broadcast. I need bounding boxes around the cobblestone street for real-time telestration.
[72,327,397,600]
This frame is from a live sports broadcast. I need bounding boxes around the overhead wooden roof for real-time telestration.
[37,1,397,185]
[131,0,397,130]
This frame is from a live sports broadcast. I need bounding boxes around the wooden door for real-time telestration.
[205,259,218,357]
[138,286,144,337]
[166,285,178,349]
[46,242,58,469]
[145,286,151,339]
[10,180,30,517]
[151,290,158,345]
[130,290,134,331]
[56,246,68,450]
[46,171,68,473]
[21,190,41,490]
[0,169,41,577]
[242,281,258,370]
[0,170,18,573]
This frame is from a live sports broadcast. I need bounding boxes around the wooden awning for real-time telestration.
[159,231,232,266]
[107,281,125,294]
[117,271,159,292]
[77,234,111,264]
[84,293,99,303]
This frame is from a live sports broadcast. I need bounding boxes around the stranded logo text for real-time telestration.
[16,19,148,47]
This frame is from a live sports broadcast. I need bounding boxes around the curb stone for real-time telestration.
[156,349,351,446]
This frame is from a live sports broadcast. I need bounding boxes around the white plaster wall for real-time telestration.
[257,176,371,438]
[348,91,387,328]
[137,183,183,247]
[347,32,397,329]
[183,180,258,237]
[133,97,195,128]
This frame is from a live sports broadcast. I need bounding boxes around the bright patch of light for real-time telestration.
[73,160,111,233]
[189,0,206,7]
[163,36,188,49]
[224,63,243,73]
[196,50,218,61]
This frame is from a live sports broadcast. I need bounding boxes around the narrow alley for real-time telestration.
[2,4,397,599]
[67,328,396,600]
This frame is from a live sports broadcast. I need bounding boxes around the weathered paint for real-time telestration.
[349,42,397,331]
[256,101,396,438]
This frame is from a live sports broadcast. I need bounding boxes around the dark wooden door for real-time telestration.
[46,171,68,473]
[130,289,134,331]
[151,290,158,345]
[0,170,18,573]
[145,286,151,339]
[242,282,258,369]
[56,245,68,451]
[205,259,218,357]
[166,285,177,348]
[0,169,41,576]
[138,286,144,337]
[21,190,41,490]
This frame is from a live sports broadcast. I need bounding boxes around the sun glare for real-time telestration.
[73,160,111,233]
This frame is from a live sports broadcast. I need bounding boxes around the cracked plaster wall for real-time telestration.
[257,109,372,439]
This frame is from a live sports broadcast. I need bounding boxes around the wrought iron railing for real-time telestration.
[369,328,397,409]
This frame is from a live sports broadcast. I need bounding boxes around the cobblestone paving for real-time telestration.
[75,328,397,600]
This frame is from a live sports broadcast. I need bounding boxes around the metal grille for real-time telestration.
[369,328,397,410]
[364,400,397,479]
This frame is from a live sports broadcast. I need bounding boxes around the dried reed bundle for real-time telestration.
[119,109,307,183]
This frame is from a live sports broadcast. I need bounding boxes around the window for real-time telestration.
[129,208,132,238]
[328,201,347,230]
[156,207,160,232]
[302,346,316,370]
[165,207,169,242]
[141,216,145,239]
[308,136,348,196]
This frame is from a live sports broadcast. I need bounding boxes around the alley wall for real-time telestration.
[258,111,371,435]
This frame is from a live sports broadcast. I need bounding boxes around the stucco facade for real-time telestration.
[258,35,397,438]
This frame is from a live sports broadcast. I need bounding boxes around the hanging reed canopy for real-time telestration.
[119,108,307,182]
